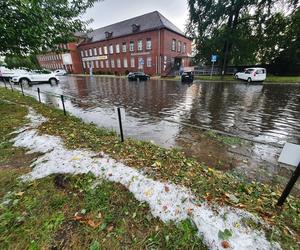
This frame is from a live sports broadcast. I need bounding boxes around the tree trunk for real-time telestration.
[221,2,241,80]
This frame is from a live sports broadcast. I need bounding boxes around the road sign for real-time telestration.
[139,58,144,65]
[277,142,300,206]
[211,55,217,62]
[278,143,300,167]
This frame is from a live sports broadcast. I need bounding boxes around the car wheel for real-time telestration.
[235,74,239,79]
[247,77,252,83]
[49,78,58,85]
[20,78,31,87]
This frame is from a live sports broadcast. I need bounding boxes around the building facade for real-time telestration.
[37,42,82,74]
[37,11,192,76]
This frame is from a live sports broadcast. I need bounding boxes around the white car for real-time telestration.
[0,66,29,81]
[11,70,59,86]
[54,69,67,76]
[235,68,266,82]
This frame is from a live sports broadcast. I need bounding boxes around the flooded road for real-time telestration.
[3,76,300,190]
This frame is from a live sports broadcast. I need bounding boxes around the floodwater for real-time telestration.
[3,76,300,190]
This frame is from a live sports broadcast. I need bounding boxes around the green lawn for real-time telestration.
[195,75,300,83]
[0,87,299,249]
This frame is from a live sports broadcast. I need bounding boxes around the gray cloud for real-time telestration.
[82,0,189,32]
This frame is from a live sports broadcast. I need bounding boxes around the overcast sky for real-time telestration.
[82,0,189,32]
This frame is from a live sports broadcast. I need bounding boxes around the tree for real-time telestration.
[4,54,41,70]
[0,0,100,56]
[187,0,299,76]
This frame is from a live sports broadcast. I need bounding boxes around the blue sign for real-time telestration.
[139,58,144,65]
[211,55,217,62]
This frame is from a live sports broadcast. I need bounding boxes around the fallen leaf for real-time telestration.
[221,240,230,248]
[164,186,170,192]
[87,219,100,229]
[144,189,153,197]
[187,208,194,216]
[162,205,168,211]
[15,192,24,197]
[107,225,114,232]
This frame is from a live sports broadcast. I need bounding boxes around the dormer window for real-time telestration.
[105,31,113,39]
[132,24,140,32]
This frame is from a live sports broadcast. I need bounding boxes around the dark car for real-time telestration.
[181,71,194,83]
[128,72,150,81]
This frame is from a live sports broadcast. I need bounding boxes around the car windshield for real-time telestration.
[244,69,255,73]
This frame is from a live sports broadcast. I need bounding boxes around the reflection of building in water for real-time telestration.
[65,76,193,118]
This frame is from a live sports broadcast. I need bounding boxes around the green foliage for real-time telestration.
[218,229,233,240]
[187,0,299,69]
[4,54,40,70]
[0,0,100,55]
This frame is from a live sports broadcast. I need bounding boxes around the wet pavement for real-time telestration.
[3,76,300,191]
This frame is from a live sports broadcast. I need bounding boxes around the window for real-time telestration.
[171,39,176,51]
[89,48,93,56]
[105,60,109,68]
[147,57,152,67]
[99,47,102,55]
[122,43,126,52]
[178,41,181,52]
[117,58,121,68]
[183,43,186,53]
[109,45,114,54]
[94,48,98,56]
[123,58,128,68]
[100,61,104,68]
[95,60,99,68]
[85,50,88,57]
[146,38,152,50]
[130,57,135,67]
[137,40,143,51]
[116,44,120,53]
[130,41,134,51]
[104,46,108,55]
[111,59,115,68]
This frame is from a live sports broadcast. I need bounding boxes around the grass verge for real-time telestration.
[0,87,299,249]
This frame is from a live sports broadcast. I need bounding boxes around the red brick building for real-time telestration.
[37,42,83,74]
[79,11,192,76]
[37,11,192,76]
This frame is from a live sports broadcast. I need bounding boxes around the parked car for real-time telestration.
[235,68,267,82]
[181,71,194,83]
[54,69,67,76]
[0,66,29,81]
[128,72,150,81]
[11,71,59,86]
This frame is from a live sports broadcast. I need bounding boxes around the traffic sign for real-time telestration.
[139,58,144,65]
[211,55,217,62]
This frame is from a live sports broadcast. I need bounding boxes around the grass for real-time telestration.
[0,87,299,249]
[195,75,300,83]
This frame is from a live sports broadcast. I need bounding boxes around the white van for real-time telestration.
[235,68,267,82]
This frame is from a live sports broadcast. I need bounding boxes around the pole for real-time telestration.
[277,162,300,206]
[37,88,41,102]
[117,107,124,142]
[210,61,215,79]
[10,82,13,92]
[20,83,24,96]
[3,79,7,89]
[61,95,66,115]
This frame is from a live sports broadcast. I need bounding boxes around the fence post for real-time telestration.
[3,79,7,89]
[61,95,66,115]
[20,83,24,96]
[117,107,124,142]
[37,88,41,102]
[277,162,300,206]
[10,82,13,92]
